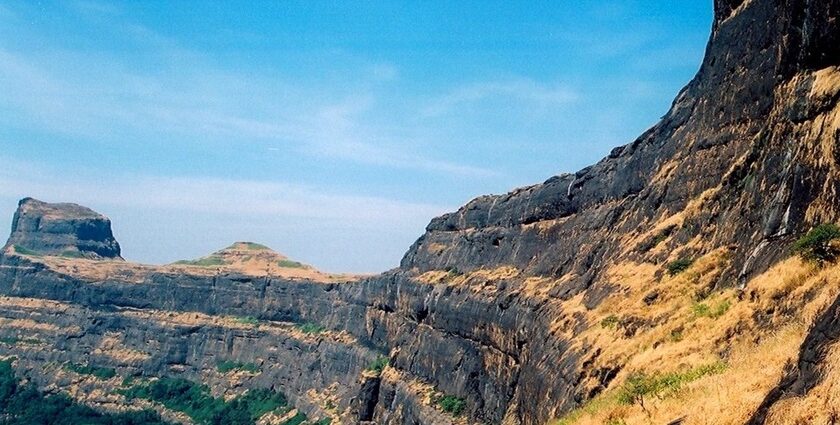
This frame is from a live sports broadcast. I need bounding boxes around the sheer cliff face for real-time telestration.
[402,0,840,289]
[1,1,840,425]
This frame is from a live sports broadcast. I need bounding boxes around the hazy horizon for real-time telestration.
[0,1,712,273]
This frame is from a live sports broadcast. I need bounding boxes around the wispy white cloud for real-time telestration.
[0,43,497,178]
[421,78,579,118]
[0,157,447,228]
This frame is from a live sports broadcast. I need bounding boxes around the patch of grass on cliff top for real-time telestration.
[229,242,271,251]
[217,360,260,374]
[277,259,306,269]
[64,362,117,380]
[1,358,171,424]
[173,255,227,267]
[121,377,290,425]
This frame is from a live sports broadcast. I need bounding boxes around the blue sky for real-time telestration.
[0,1,713,273]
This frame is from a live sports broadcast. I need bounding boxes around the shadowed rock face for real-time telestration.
[4,198,122,259]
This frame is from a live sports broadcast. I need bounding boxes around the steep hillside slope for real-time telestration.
[1,1,840,424]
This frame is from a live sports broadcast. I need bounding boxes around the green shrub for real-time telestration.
[12,245,41,257]
[64,362,117,380]
[668,329,684,342]
[600,315,620,329]
[277,260,306,268]
[296,322,326,334]
[235,316,260,326]
[217,360,260,374]
[60,250,85,258]
[666,258,694,276]
[617,362,728,410]
[792,223,840,264]
[0,359,170,424]
[692,300,731,319]
[366,356,389,375]
[442,266,464,282]
[435,394,466,416]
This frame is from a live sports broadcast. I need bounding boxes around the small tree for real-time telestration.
[792,223,840,265]
[617,372,654,416]
[666,258,694,276]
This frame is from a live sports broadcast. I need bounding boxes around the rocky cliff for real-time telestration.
[2,0,840,424]
[3,197,122,259]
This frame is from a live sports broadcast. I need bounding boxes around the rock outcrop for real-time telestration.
[1,1,840,424]
[3,198,122,259]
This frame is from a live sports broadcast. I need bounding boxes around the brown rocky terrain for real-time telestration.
[2,0,840,424]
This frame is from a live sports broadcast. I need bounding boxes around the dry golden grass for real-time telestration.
[550,255,840,425]
[764,342,840,424]
[92,332,151,364]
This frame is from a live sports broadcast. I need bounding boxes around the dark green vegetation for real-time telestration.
[281,412,307,425]
[433,393,466,416]
[12,245,40,257]
[366,356,389,375]
[216,360,260,374]
[296,322,326,334]
[277,259,306,268]
[792,223,840,264]
[121,377,299,425]
[64,362,117,380]
[665,258,694,276]
[0,358,170,425]
[173,256,227,267]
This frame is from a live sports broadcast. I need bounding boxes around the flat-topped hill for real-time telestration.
[3,197,122,260]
